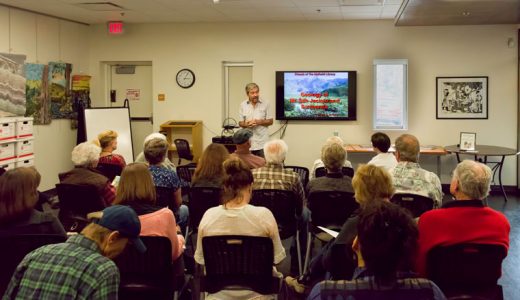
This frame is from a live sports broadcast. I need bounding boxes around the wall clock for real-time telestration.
[176,68,195,88]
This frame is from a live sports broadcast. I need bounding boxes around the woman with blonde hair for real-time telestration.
[286,164,395,294]
[191,143,229,188]
[195,157,286,299]
[113,163,184,261]
[0,167,66,236]
[97,130,126,170]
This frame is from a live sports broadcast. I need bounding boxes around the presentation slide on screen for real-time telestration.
[283,72,350,118]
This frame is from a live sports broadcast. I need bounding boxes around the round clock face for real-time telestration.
[176,68,195,88]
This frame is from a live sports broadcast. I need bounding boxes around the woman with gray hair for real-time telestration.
[59,141,116,206]
[310,136,352,180]
[135,132,176,170]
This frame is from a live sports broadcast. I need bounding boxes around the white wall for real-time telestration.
[0,6,90,190]
[88,20,517,185]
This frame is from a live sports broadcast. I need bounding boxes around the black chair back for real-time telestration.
[201,235,280,295]
[173,139,194,165]
[284,165,309,188]
[390,193,434,218]
[176,164,196,185]
[315,166,354,178]
[114,236,184,300]
[188,187,221,233]
[96,163,123,182]
[251,189,298,240]
[308,191,358,229]
[155,186,176,209]
[55,183,107,232]
[0,234,67,295]
[427,243,506,299]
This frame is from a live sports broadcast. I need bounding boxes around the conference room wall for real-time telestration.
[0,6,90,190]
[86,20,517,185]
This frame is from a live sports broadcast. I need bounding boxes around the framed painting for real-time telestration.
[436,76,488,119]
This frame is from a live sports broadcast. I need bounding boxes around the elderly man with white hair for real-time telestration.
[252,139,307,275]
[60,141,116,206]
[135,132,176,170]
[415,160,510,276]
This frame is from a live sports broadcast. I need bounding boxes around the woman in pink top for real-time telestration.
[113,163,184,262]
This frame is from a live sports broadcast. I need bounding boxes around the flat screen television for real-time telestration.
[275,71,357,121]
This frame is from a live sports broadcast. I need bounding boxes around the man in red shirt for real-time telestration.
[416,160,510,276]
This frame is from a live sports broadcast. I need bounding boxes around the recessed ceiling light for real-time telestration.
[462,11,471,17]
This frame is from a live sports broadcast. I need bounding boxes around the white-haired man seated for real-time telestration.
[60,141,116,206]
[252,139,308,275]
[415,160,510,276]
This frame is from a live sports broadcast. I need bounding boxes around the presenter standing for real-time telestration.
[238,83,273,158]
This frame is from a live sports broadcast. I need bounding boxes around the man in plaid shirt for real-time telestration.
[3,205,146,300]
[252,139,308,275]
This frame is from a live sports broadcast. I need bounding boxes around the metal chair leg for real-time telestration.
[296,230,302,276]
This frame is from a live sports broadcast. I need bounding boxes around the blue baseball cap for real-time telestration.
[97,205,146,253]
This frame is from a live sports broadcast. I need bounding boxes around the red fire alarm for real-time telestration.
[108,21,124,35]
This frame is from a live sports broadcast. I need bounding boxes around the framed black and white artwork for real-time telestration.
[436,76,488,119]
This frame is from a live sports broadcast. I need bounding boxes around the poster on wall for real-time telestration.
[0,53,26,117]
[25,63,51,125]
[49,62,73,119]
[71,75,91,129]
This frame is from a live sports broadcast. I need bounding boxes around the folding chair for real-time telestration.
[314,166,354,178]
[186,186,221,241]
[284,165,309,188]
[115,236,186,300]
[0,234,67,295]
[55,183,107,232]
[174,139,194,165]
[427,243,507,300]
[251,189,303,276]
[200,235,282,299]
[303,191,358,273]
[390,193,434,218]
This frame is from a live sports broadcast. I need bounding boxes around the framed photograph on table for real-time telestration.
[460,132,476,151]
[436,76,488,119]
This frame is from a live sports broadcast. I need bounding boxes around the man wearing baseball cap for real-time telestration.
[4,205,145,300]
[230,128,266,169]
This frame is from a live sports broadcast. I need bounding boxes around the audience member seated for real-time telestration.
[367,132,397,171]
[195,157,286,299]
[390,134,442,208]
[135,133,176,170]
[253,139,307,275]
[4,205,146,299]
[308,201,446,300]
[144,138,188,231]
[307,143,353,195]
[230,128,266,169]
[286,164,395,294]
[113,163,185,262]
[253,139,305,216]
[191,143,229,188]
[0,167,66,237]
[310,136,352,180]
[416,160,510,276]
[60,141,116,206]
[96,130,126,170]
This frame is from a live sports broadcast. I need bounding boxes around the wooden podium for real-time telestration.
[160,120,202,164]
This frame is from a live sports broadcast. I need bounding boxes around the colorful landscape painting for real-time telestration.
[25,63,51,124]
[49,62,73,119]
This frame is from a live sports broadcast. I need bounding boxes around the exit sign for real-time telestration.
[108,21,124,35]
